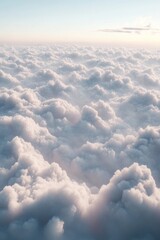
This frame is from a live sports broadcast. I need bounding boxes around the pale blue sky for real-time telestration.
[0,0,160,46]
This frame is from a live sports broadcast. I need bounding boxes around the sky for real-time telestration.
[0,0,160,46]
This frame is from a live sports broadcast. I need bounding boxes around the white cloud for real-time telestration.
[0,44,160,239]
[0,70,19,86]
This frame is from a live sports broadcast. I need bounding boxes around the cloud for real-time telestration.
[88,163,160,240]
[0,70,19,86]
[99,25,160,34]
[0,44,160,239]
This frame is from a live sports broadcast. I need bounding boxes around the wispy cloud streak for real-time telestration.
[99,25,160,34]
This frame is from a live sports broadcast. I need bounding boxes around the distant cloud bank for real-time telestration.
[0,44,160,239]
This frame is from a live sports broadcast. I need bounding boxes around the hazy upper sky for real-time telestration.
[1,0,160,46]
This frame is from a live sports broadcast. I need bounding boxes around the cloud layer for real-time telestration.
[0,44,160,239]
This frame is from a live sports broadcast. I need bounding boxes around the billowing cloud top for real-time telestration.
[0,44,160,240]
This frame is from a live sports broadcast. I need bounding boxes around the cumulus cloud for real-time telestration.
[0,70,19,86]
[0,44,160,239]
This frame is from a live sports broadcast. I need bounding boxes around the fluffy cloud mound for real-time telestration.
[0,45,160,240]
